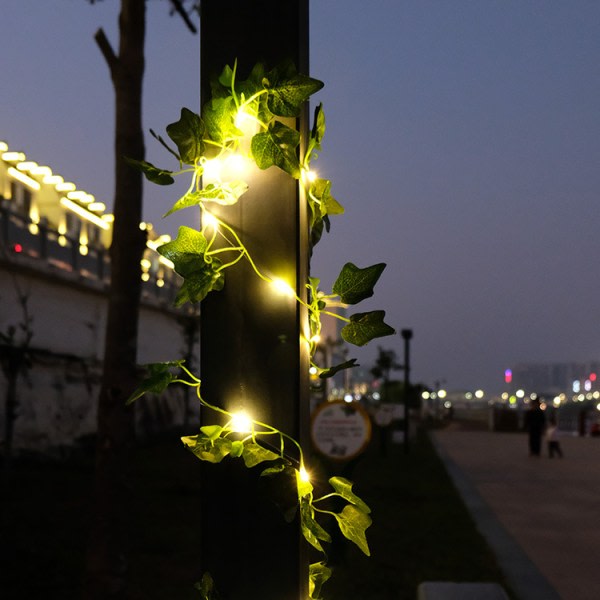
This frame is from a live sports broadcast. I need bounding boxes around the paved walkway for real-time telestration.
[431,427,600,600]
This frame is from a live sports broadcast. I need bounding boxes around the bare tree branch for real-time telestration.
[94,27,119,73]
[169,0,198,34]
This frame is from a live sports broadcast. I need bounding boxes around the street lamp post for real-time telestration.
[199,2,310,597]
[401,329,413,454]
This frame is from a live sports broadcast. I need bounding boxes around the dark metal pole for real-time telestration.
[199,2,310,598]
[401,329,413,453]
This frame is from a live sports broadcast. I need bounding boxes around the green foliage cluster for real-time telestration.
[127,60,395,598]
[128,361,371,599]
[130,60,393,366]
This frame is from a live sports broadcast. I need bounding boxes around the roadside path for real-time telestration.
[432,427,600,600]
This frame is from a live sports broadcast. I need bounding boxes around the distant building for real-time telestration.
[0,140,199,455]
[504,361,600,397]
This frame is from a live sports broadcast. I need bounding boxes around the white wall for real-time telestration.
[0,260,200,454]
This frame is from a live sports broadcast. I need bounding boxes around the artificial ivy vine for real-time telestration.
[127,60,394,599]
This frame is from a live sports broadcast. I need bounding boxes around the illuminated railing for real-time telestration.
[0,198,180,304]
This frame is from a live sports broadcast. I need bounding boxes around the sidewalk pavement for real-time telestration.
[431,426,600,600]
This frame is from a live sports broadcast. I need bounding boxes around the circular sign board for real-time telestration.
[311,401,372,461]
[374,404,394,427]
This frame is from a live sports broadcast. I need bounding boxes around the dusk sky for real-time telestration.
[3,1,600,393]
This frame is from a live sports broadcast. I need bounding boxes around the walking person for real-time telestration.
[524,398,546,457]
[546,416,563,458]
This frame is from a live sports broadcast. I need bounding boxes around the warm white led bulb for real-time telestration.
[225,153,248,174]
[299,466,310,483]
[234,108,259,137]
[203,158,223,181]
[271,277,295,298]
[202,212,219,231]
[230,412,253,434]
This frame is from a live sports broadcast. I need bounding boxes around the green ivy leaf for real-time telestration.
[333,504,372,556]
[123,157,174,185]
[163,191,203,217]
[308,178,344,244]
[237,63,268,101]
[200,425,223,441]
[341,311,396,347]
[230,440,244,458]
[157,226,224,306]
[217,63,235,89]
[173,262,224,307]
[157,226,207,276]
[310,217,325,248]
[310,103,326,151]
[333,262,386,305]
[242,442,280,468]
[300,498,331,553]
[166,108,205,165]
[263,65,324,117]
[126,360,184,405]
[310,179,344,219]
[182,435,232,464]
[164,181,249,217]
[202,96,240,145]
[260,462,288,477]
[309,561,332,600]
[251,121,300,178]
[319,359,359,379]
[150,129,181,162]
[194,572,217,599]
[328,476,371,514]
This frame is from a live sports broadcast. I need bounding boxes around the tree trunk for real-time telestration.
[85,1,146,597]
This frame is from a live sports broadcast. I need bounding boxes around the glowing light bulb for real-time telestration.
[55,182,76,192]
[234,108,251,130]
[2,151,26,162]
[203,158,223,181]
[202,212,219,231]
[309,366,318,376]
[271,277,295,298]
[30,165,52,177]
[230,412,253,434]
[306,169,317,183]
[234,108,259,136]
[310,334,321,344]
[225,152,249,174]
[43,174,64,185]
[299,466,310,483]
[17,161,38,172]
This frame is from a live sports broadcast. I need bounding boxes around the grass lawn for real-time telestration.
[1,425,514,599]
